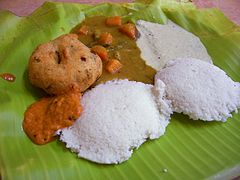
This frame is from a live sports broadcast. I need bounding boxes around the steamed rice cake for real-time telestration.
[59,80,171,164]
[155,58,240,121]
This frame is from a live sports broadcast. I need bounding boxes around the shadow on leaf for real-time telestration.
[23,69,48,100]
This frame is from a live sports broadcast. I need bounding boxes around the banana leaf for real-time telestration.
[0,0,240,179]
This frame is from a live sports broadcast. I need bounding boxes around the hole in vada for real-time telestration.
[34,57,41,63]
[81,57,86,62]
[55,51,62,64]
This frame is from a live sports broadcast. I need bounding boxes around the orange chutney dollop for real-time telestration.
[23,92,83,145]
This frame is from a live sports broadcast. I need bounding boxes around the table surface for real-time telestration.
[0,0,239,25]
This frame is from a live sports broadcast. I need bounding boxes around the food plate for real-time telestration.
[0,0,240,179]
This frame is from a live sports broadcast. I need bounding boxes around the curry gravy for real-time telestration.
[73,16,156,85]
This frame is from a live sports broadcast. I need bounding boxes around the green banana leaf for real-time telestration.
[0,0,240,179]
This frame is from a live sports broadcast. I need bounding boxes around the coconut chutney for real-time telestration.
[136,20,212,70]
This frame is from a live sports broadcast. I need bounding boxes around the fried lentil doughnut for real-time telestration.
[28,34,102,95]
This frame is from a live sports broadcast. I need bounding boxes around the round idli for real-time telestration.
[58,79,171,164]
[155,58,240,121]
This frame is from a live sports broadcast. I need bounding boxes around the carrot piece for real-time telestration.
[105,59,123,74]
[91,45,108,62]
[119,23,137,39]
[99,32,113,45]
[78,25,89,35]
[105,16,122,26]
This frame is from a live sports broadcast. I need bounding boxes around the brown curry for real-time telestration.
[74,16,156,85]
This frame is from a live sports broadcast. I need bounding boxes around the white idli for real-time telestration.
[59,80,171,164]
[155,58,240,121]
[136,20,212,70]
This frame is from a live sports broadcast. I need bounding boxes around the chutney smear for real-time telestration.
[0,73,16,82]
[23,92,83,145]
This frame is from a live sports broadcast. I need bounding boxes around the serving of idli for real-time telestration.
[59,80,171,164]
[23,15,240,165]
[155,58,240,121]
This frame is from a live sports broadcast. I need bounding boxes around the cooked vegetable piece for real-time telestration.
[91,45,108,61]
[106,59,123,74]
[105,16,122,26]
[78,25,89,35]
[99,32,113,45]
[119,23,137,39]
[93,29,101,40]
[114,51,121,60]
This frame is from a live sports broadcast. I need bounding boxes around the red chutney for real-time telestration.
[0,73,16,82]
[23,92,83,145]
